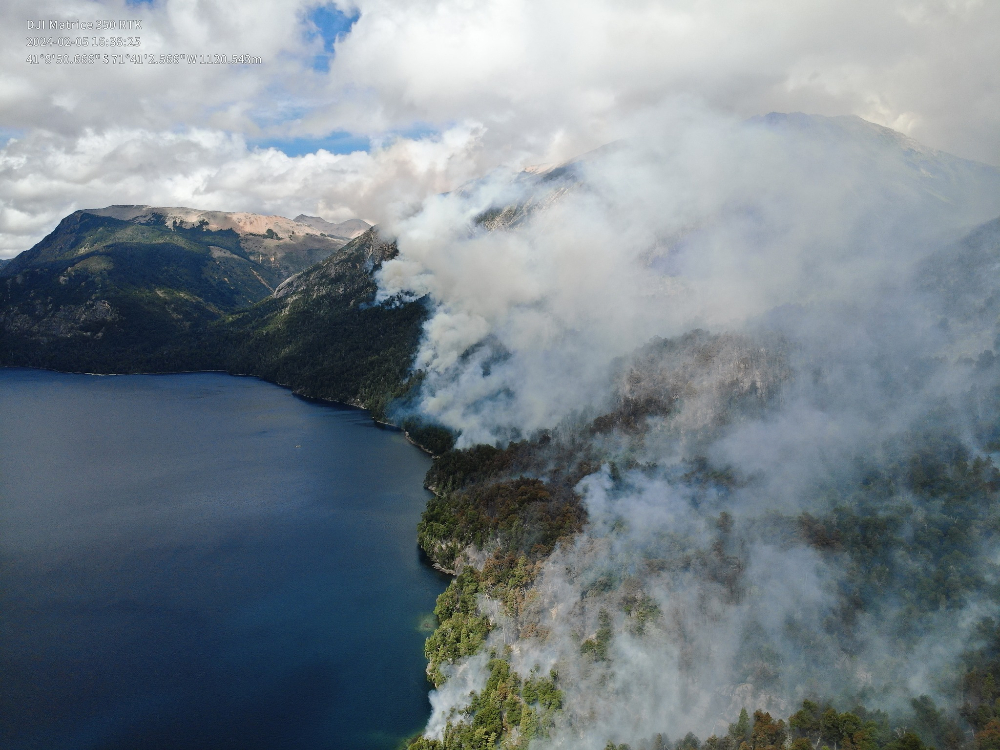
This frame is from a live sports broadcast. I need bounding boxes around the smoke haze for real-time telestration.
[381,112,1000,746]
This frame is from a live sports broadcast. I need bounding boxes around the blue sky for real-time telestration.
[307,4,359,73]
[253,132,371,156]
[255,5,369,155]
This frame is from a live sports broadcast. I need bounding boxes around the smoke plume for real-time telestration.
[379,110,1000,746]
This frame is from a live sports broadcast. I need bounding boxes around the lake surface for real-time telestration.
[0,369,447,750]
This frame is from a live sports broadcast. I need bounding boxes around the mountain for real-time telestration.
[921,215,1000,324]
[17,205,353,281]
[393,117,1000,750]
[206,227,434,424]
[0,221,438,441]
[407,205,1000,750]
[0,206,347,371]
[749,113,1000,226]
[292,214,370,239]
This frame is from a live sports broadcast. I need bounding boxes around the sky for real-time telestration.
[2,0,999,258]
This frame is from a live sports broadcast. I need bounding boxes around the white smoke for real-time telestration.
[383,111,1000,745]
[379,109,1000,446]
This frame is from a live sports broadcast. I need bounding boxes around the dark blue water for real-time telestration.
[0,369,446,750]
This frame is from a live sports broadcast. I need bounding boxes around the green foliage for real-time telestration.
[425,443,528,492]
[961,619,1000,740]
[409,657,563,750]
[214,285,426,417]
[581,609,614,661]
[731,708,752,745]
[976,720,1000,750]
[401,418,456,456]
[788,700,943,750]
[910,697,965,750]
[424,568,493,688]
[788,701,891,750]
[884,733,934,750]
[521,669,562,712]
[423,552,550,687]
[479,552,539,617]
[621,588,661,635]
[798,437,1000,641]
[415,547,563,748]
[624,701,944,750]
[418,477,585,570]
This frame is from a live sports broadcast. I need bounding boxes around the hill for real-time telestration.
[0,206,348,372]
[203,227,432,422]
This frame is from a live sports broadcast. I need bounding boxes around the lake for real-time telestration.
[0,369,446,750]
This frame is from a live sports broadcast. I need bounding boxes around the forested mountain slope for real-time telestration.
[385,115,1000,750]
[0,217,427,428]
[204,228,432,423]
[0,206,348,371]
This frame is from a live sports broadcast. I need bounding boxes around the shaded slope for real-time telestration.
[0,217,429,425]
[211,228,429,417]
[0,210,283,371]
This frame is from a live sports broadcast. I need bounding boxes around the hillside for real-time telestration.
[387,115,1000,750]
[0,206,350,372]
[203,227,433,423]
[0,219,436,438]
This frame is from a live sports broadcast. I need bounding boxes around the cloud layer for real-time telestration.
[3,0,1000,257]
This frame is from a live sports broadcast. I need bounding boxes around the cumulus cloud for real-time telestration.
[3,0,1000,257]
[326,0,1000,164]
[0,122,490,256]
[6,0,318,135]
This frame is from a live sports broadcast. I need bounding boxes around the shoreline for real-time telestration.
[0,364,439,455]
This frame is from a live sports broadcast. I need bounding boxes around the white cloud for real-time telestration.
[0,122,489,256]
[2,0,999,256]
[326,0,1000,162]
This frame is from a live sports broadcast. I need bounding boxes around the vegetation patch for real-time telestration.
[418,477,586,571]
[410,654,563,750]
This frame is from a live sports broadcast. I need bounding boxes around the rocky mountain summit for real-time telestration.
[29,205,360,281]
[292,214,371,239]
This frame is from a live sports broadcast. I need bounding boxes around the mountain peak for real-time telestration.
[82,205,346,240]
[292,215,371,239]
